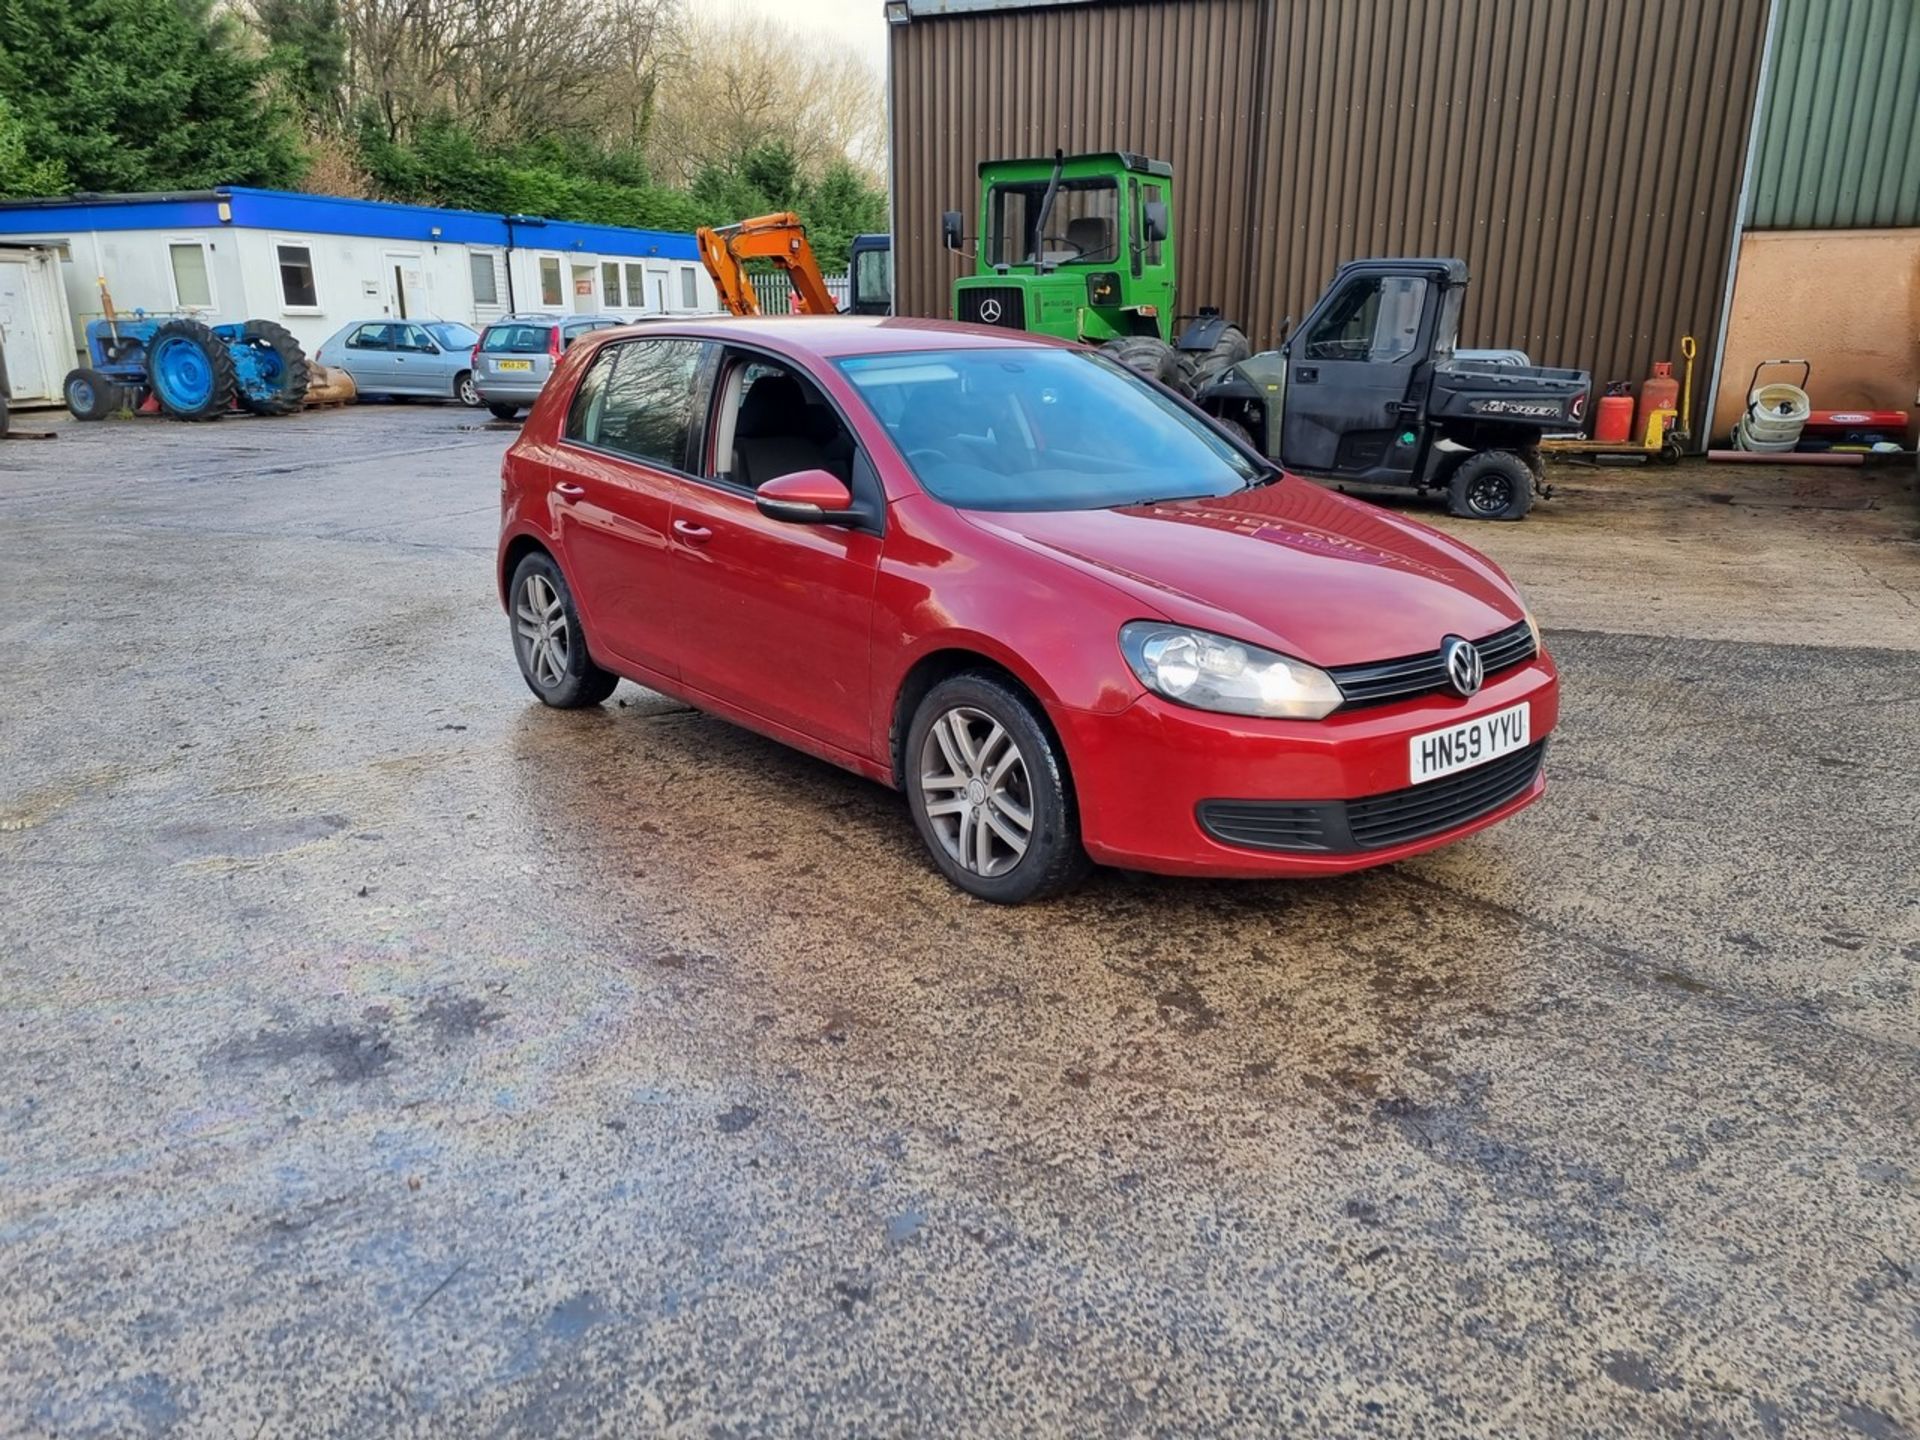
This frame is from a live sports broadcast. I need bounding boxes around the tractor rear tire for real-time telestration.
[64,367,119,421]
[1447,449,1535,521]
[1187,324,1251,394]
[148,319,237,422]
[1100,335,1184,393]
[233,319,312,416]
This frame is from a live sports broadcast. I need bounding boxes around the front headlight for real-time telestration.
[1523,606,1542,653]
[1119,622,1343,720]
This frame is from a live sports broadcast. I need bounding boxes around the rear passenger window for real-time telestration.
[567,339,710,472]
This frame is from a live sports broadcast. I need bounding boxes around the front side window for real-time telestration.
[399,324,435,352]
[539,257,563,308]
[276,244,318,309]
[836,347,1261,512]
[988,178,1119,266]
[470,252,500,307]
[566,338,710,471]
[1301,275,1429,363]
[169,243,212,308]
[482,324,553,354]
[714,356,856,491]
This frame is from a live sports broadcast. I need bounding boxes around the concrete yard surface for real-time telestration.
[2,409,1917,1438]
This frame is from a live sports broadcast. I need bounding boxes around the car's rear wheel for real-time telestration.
[488,401,521,422]
[508,552,618,708]
[906,673,1089,904]
[454,371,480,407]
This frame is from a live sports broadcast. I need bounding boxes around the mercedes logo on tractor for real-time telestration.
[978,298,1003,323]
[1442,636,1484,696]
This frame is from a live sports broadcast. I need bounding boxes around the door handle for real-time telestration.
[672,519,713,545]
[554,482,586,497]
[1295,366,1320,383]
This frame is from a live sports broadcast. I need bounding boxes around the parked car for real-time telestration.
[473,314,626,421]
[497,317,1559,903]
[312,320,484,406]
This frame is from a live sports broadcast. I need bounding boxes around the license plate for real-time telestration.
[1409,702,1530,784]
[496,359,533,372]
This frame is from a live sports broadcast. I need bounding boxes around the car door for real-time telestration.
[1278,271,1433,482]
[666,352,883,760]
[549,336,713,680]
[389,323,440,394]
[342,323,397,388]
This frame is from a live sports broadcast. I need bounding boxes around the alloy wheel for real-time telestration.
[458,375,480,406]
[918,705,1034,877]
[515,573,570,688]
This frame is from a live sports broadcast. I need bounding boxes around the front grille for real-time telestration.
[958,285,1026,329]
[1328,619,1535,709]
[1197,742,1546,855]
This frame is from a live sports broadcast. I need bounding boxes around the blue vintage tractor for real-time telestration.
[63,315,311,422]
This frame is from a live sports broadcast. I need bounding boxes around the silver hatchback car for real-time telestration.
[473,314,625,420]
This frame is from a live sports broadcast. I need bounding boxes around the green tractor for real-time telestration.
[941,149,1247,394]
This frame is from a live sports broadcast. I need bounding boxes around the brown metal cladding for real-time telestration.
[891,0,1770,401]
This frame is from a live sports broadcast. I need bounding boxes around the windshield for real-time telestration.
[428,322,478,349]
[988,178,1119,266]
[482,324,553,354]
[836,348,1264,512]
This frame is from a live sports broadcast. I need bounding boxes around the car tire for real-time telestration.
[508,551,619,709]
[64,367,120,421]
[455,371,481,407]
[905,672,1090,904]
[488,402,522,422]
[1447,449,1535,521]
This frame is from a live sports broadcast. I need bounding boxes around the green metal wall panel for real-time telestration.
[1748,0,1920,228]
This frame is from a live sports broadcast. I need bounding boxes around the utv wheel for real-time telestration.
[455,371,481,407]
[508,552,619,708]
[1212,414,1257,449]
[488,402,522,422]
[1188,323,1251,393]
[147,319,237,421]
[1447,449,1535,521]
[64,367,119,421]
[1100,335,1184,394]
[232,319,311,415]
[906,673,1090,904]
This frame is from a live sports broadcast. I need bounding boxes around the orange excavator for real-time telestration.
[696,212,841,316]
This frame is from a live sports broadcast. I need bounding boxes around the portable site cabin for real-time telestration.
[0,187,721,378]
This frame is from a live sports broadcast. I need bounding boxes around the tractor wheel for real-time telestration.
[64,367,120,422]
[232,319,312,416]
[1188,324,1251,394]
[1100,335,1184,393]
[148,319,237,422]
[1447,449,1535,521]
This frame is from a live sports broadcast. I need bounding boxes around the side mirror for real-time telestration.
[755,469,856,525]
[1142,200,1170,243]
[941,210,963,251]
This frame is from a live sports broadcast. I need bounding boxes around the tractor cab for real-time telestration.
[944,151,1175,345]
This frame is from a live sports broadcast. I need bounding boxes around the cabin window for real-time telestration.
[276,243,318,309]
[169,243,212,309]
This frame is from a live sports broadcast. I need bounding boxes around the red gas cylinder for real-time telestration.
[1595,383,1635,444]
[1636,361,1681,443]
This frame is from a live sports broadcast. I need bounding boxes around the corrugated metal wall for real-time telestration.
[1747,0,1920,228]
[891,0,1771,395]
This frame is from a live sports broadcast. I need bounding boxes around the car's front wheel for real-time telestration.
[508,552,619,708]
[905,673,1089,903]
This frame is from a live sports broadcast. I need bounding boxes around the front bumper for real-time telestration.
[1053,654,1559,877]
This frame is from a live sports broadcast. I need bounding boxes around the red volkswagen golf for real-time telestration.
[498,317,1558,903]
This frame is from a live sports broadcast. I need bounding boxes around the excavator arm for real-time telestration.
[695,212,841,317]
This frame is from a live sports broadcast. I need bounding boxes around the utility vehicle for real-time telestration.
[1197,259,1591,520]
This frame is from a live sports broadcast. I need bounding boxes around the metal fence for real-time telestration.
[751,271,851,314]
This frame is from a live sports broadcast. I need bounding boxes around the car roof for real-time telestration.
[596,314,1073,359]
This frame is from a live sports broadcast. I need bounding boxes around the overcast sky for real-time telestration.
[722,0,890,77]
